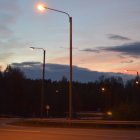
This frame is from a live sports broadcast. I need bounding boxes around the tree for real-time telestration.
[2,65,26,116]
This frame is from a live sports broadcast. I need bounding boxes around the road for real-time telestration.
[0,118,140,140]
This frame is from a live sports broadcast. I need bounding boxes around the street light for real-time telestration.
[124,70,139,84]
[101,87,106,92]
[30,47,46,117]
[37,3,73,119]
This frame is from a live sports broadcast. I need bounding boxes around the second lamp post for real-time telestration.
[30,47,46,117]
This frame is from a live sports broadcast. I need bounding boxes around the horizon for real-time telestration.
[7,61,134,83]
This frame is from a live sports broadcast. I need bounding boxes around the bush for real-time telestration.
[113,102,138,120]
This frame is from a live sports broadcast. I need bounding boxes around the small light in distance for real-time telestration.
[101,87,105,92]
[107,111,112,116]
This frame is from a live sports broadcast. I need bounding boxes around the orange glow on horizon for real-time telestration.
[0,65,6,72]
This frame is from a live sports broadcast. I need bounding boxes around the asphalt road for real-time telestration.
[0,118,140,140]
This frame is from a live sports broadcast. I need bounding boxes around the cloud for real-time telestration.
[118,55,126,59]
[81,48,100,53]
[103,42,140,57]
[11,62,133,83]
[0,0,20,38]
[107,34,131,41]
[120,60,134,63]
[12,62,41,67]
[82,42,140,58]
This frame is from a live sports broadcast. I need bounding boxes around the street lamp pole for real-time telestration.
[42,49,46,117]
[37,4,73,119]
[30,47,46,117]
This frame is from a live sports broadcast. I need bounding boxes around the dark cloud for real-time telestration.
[11,62,133,83]
[82,42,140,58]
[12,62,41,67]
[81,48,100,53]
[107,34,131,41]
[104,42,140,57]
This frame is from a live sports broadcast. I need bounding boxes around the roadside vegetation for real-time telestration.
[0,65,140,120]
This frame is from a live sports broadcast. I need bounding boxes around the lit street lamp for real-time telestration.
[124,70,139,84]
[124,70,139,77]
[30,47,46,117]
[37,4,73,119]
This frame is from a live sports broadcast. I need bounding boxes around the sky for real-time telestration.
[0,0,140,81]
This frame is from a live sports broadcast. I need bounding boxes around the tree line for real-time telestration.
[0,65,140,120]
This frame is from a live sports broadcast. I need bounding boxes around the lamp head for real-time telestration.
[30,47,35,50]
[37,4,46,11]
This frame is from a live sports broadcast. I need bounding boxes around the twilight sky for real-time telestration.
[0,0,140,77]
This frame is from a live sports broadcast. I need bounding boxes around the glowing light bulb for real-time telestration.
[37,4,46,11]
